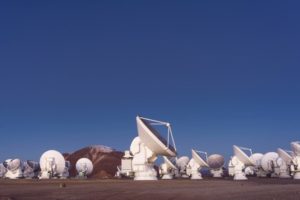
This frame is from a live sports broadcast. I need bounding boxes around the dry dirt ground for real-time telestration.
[1,177,300,200]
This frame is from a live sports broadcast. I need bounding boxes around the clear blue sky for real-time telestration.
[0,1,299,162]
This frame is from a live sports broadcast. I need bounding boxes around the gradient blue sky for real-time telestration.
[0,1,299,162]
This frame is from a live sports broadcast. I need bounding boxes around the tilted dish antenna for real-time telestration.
[23,160,40,179]
[229,145,254,180]
[276,148,292,178]
[207,154,225,177]
[277,148,292,164]
[4,159,23,179]
[261,152,280,177]
[7,159,22,171]
[291,141,300,156]
[76,158,93,178]
[137,116,176,156]
[160,156,177,179]
[176,156,190,178]
[187,149,208,179]
[130,116,177,180]
[39,150,66,179]
[290,141,300,179]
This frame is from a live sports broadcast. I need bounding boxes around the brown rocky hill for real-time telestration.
[63,145,123,178]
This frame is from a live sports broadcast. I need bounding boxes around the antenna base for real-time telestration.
[234,173,248,180]
[133,163,158,181]
[210,169,223,178]
[39,171,51,179]
[190,173,203,180]
[161,174,174,179]
[293,172,300,179]
[5,169,23,179]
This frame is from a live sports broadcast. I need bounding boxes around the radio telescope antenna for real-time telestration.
[176,156,190,178]
[4,159,23,179]
[39,150,66,179]
[290,141,300,179]
[249,153,266,177]
[23,160,40,179]
[207,154,225,178]
[261,152,280,177]
[76,158,93,179]
[160,156,177,179]
[228,145,254,180]
[277,148,292,178]
[138,117,177,151]
[130,116,177,180]
[187,149,208,179]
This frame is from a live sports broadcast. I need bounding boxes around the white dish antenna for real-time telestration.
[136,116,176,157]
[176,156,190,178]
[163,156,177,169]
[7,159,22,171]
[229,145,254,180]
[188,149,208,179]
[261,152,279,176]
[291,141,300,156]
[39,150,66,179]
[191,149,208,167]
[233,145,253,166]
[277,148,292,164]
[290,141,300,179]
[207,154,225,178]
[176,156,190,168]
[207,154,225,169]
[249,153,267,177]
[4,159,23,179]
[23,160,40,179]
[131,116,177,180]
[76,158,93,177]
[26,160,40,170]
[160,156,177,179]
[249,153,264,167]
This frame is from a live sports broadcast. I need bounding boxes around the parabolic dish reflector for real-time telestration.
[191,149,208,167]
[76,158,93,175]
[40,150,66,174]
[250,153,263,167]
[277,148,292,164]
[136,116,176,157]
[163,156,177,169]
[176,156,189,168]
[207,154,225,169]
[261,152,279,172]
[25,160,40,171]
[233,145,253,166]
[7,159,21,171]
[291,142,300,156]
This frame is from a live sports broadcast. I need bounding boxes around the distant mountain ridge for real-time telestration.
[63,145,123,178]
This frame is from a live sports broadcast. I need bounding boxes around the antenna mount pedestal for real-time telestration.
[291,156,300,179]
[210,168,223,177]
[187,159,203,180]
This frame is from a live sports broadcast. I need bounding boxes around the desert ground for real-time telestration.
[1,177,300,200]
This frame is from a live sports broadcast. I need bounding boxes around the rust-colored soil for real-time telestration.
[1,178,300,200]
[63,146,123,178]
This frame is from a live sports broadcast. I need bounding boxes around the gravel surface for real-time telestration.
[1,177,300,200]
